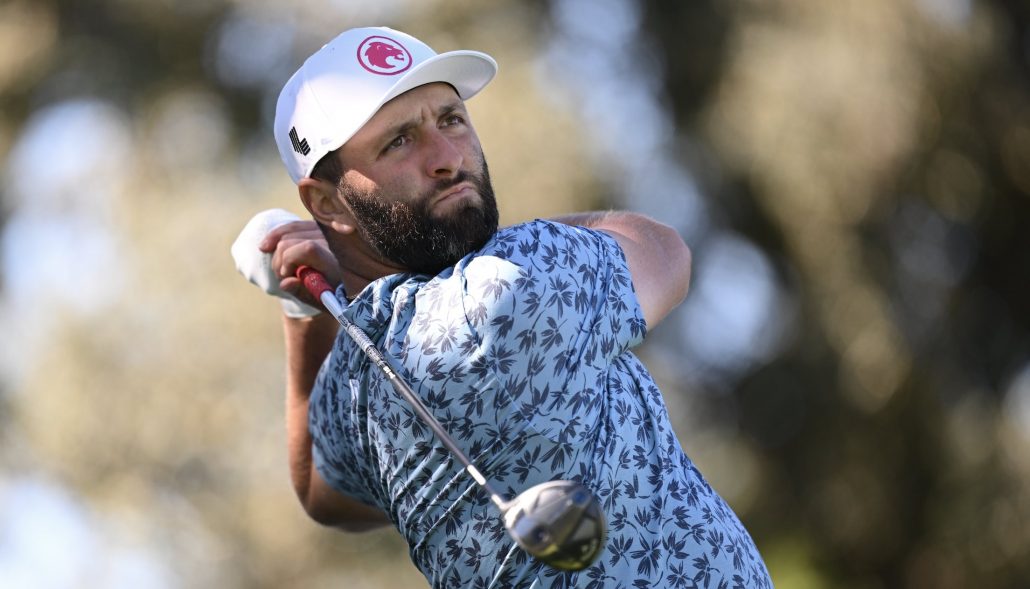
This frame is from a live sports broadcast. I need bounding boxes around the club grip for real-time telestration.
[296,265,333,300]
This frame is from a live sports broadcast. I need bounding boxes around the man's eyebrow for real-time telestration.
[379,101,468,142]
[379,118,418,144]
[437,101,467,118]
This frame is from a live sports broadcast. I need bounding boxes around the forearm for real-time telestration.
[549,210,614,229]
[283,313,339,505]
[234,209,388,529]
[282,312,391,531]
[552,210,692,329]
[551,210,670,236]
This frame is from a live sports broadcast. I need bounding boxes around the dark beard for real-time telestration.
[342,157,499,275]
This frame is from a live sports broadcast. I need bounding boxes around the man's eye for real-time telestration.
[386,136,408,151]
[442,114,465,127]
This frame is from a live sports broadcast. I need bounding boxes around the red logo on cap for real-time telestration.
[357,36,412,75]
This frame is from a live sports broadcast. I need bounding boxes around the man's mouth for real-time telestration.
[433,182,476,207]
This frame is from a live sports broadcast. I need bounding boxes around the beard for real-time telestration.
[341,156,499,275]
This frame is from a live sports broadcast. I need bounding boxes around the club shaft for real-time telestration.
[315,288,508,510]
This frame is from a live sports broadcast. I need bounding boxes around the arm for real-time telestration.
[282,313,391,531]
[240,214,388,531]
[552,211,692,330]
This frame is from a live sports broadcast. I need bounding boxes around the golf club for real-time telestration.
[296,265,607,571]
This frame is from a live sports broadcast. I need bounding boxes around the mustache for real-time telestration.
[432,171,474,195]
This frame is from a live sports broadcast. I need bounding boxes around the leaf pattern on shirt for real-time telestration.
[308,220,771,588]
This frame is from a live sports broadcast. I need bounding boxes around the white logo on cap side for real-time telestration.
[356,36,412,76]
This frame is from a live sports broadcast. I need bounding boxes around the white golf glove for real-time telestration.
[231,208,321,318]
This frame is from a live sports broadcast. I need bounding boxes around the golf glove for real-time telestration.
[231,208,321,318]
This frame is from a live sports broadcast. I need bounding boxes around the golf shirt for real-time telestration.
[309,220,772,588]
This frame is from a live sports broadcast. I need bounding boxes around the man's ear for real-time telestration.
[298,178,356,235]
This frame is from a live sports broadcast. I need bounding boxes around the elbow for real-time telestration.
[302,500,339,527]
[337,520,391,533]
[656,222,692,306]
[298,486,390,533]
[301,500,373,532]
[676,238,692,304]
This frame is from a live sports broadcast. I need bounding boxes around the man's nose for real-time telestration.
[423,130,463,178]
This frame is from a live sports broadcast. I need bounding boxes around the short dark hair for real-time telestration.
[310,149,343,187]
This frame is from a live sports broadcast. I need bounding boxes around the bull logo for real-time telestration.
[357,36,412,75]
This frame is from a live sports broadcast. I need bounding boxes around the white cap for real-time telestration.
[274,27,498,184]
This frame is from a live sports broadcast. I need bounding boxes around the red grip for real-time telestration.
[296,265,333,299]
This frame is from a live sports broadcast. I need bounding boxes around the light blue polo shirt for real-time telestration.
[309,220,772,588]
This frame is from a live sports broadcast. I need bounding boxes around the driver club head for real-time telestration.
[502,480,607,571]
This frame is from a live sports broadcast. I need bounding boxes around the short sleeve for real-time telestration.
[463,220,646,369]
[451,221,647,444]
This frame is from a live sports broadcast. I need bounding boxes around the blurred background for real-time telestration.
[1,0,1029,587]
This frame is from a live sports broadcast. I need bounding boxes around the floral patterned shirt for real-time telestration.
[309,220,772,588]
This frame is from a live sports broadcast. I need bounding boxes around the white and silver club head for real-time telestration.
[502,480,607,571]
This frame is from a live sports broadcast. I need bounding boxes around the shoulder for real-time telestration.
[477,220,622,263]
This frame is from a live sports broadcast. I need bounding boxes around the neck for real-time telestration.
[330,232,407,300]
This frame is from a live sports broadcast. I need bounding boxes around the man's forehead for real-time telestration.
[356,83,465,138]
[379,83,463,119]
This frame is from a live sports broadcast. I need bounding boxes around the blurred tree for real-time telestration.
[640,0,1030,586]
[3,0,1030,587]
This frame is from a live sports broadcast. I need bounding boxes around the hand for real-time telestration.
[231,209,341,317]
[260,218,343,308]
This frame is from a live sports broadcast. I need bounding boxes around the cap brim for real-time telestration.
[385,50,497,103]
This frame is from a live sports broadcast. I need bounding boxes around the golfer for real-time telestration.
[234,26,772,588]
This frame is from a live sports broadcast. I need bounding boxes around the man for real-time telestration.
[234,26,772,588]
